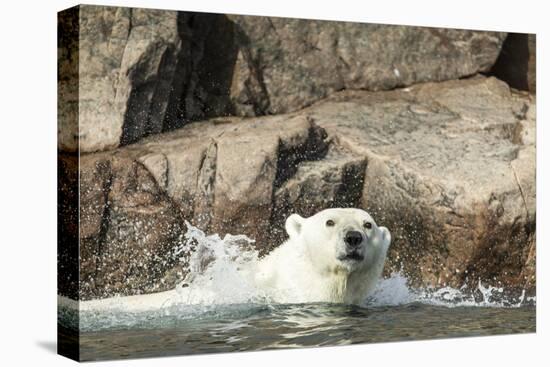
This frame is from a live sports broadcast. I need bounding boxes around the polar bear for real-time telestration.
[255,208,391,305]
[76,208,391,312]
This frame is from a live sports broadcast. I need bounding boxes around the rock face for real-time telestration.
[76,153,187,299]
[119,114,332,253]
[58,7,80,154]
[58,5,507,152]
[304,76,536,290]
[227,17,507,116]
[59,5,182,152]
[62,76,535,300]
[58,155,79,300]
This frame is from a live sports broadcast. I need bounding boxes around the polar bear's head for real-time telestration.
[285,208,391,274]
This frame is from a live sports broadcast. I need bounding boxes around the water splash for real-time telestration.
[176,222,535,309]
[173,221,268,305]
[367,274,534,308]
[59,223,535,331]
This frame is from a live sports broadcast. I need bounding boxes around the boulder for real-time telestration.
[77,153,187,299]
[227,16,507,116]
[69,76,535,299]
[58,5,507,153]
[305,76,535,289]
[58,5,182,152]
[123,114,331,247]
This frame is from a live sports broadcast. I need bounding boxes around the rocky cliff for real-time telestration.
[58,5,507,153]
[58,5,536,300]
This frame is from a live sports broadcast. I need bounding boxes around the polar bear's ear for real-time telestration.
[378,226,391,251]
[285,214,304,239]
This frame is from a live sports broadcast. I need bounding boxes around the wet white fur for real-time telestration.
[254,208,391,304]
[75,208,391,311]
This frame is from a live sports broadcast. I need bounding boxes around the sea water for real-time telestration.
[58,223,536,361]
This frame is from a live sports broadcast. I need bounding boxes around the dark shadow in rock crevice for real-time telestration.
[120,44,178,146]
[273,121,330,190]
[488,33,536,92]
[120,12,241,145]
[333,159,368,208]
[193,15,240,120]
[162,12,240,133]
[231,24,272,116]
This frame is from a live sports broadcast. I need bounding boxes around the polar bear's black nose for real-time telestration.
[344,230,363,248]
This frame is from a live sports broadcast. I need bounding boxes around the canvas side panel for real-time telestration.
[57,5,80,362]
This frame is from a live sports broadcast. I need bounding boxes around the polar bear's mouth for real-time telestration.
[340,252,364,261]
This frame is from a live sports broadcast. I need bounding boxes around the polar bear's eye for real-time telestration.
[326,219,335,227]
[363,221,372,229]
